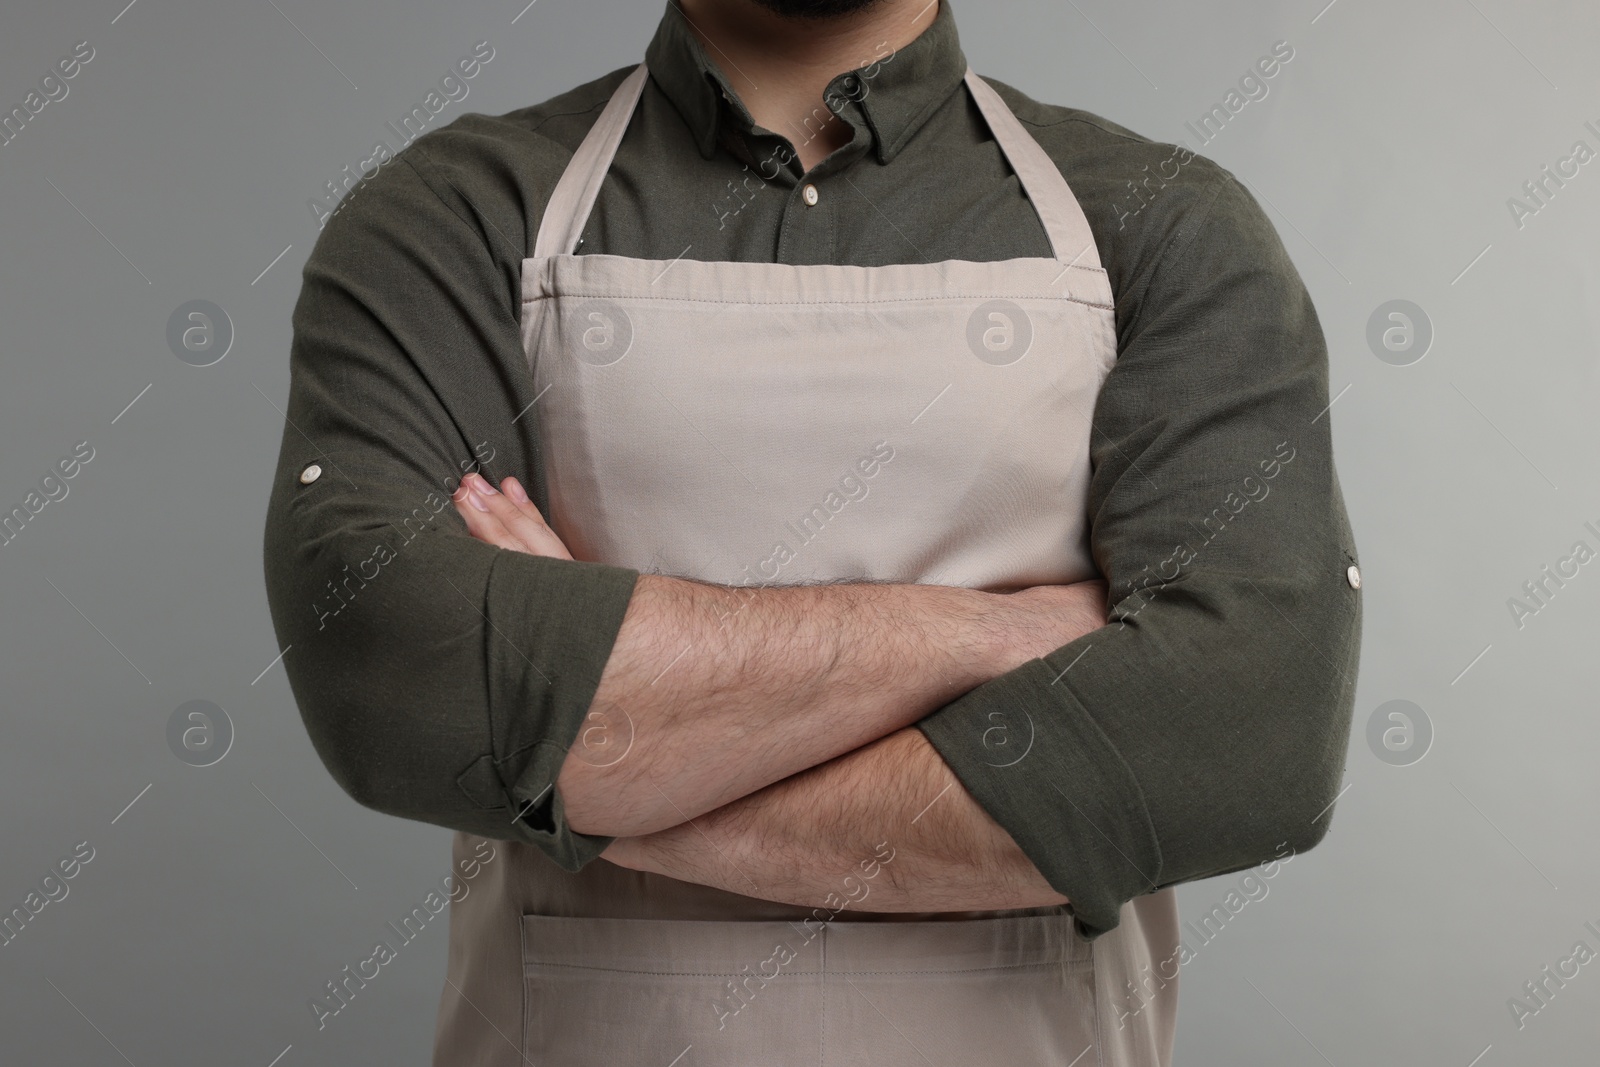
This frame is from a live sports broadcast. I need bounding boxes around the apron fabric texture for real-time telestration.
[433,63,1180,1066]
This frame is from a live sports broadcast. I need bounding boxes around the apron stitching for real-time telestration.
[518,918,531,1059]
[518,961,1092,977]
[819,921,832,1067]
[524,262,1109,275]
[524,262,1110,275]
[818,925,827,1067]
[522,292,1116,311]
[1089,935,1107,1067]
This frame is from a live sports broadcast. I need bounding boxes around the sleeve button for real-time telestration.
[1346,564,1361,589]
[299,463,323,485]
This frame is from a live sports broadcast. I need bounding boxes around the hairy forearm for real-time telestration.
[559,575,1011,837]
[449,473,1104,844]
[602,727,1069,912]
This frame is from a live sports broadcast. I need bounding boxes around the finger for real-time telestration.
[467,474,573,559]
[498,477,576,560]
[451,481,525,551]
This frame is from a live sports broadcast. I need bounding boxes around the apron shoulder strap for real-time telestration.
[532,62,1104,273]
[532,63,651,260]
[962,68,1105,272]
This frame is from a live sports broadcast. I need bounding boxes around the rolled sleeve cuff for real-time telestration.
[461,549,640,870]
[916,654,1164,940]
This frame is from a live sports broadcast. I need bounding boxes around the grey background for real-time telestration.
[2,0,1596,1063]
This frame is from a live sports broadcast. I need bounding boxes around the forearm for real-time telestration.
[602,727,1068,912]
[452,473,1105,843]
[560,575,1009,837]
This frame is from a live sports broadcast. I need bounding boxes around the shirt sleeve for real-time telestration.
[260,120,638,869]
[916,164,1363,938]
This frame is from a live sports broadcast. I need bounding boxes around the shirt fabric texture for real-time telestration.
[262,0,1362,939]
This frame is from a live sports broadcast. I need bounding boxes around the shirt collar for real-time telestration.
[643,0,968,166]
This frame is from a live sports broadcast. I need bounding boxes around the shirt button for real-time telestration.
[802,183,820,207]
[1346,564,1361,589]
[299,464,323,485]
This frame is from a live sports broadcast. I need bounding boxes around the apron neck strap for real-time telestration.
[533,61,1103,271]
[961,67,1103,271]
[533,64,651,260]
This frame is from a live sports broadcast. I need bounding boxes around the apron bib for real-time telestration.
[435,63,1180,1067]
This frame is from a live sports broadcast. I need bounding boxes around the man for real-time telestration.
[262,0,1362,1063]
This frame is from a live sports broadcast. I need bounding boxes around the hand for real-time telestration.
[450,472,574,559]
[991,579,1109,671]
[599,835,647,870]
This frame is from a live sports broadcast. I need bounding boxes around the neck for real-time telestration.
[675,0,939,171]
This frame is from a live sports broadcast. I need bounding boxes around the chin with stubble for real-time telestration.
[749,0,889,18]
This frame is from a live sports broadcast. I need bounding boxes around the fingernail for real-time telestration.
[474,473,498,495]
[467,487,490,512]
[505,478,529,504]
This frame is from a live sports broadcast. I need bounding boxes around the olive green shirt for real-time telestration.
[262,0,1361,938]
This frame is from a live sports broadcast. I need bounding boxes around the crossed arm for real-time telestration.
[451,471,1104,911]
[603,727,1072,912]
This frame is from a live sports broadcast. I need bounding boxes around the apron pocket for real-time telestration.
[520,910,1097,1067]
[521,914,826,1066]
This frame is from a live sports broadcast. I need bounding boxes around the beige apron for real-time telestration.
[433,63,1180,1066]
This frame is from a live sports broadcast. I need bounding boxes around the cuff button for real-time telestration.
[1346,564,1361,589]
[299,463,323,485]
